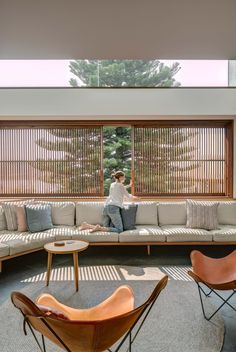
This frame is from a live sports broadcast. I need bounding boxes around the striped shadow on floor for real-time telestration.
[21,265,193,283]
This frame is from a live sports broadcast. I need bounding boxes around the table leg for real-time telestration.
[46,252,53,286]
[73,253,79,292]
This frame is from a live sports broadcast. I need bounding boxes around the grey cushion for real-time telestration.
[121,204,137,230]
[25,204,53,233]
[0,206,7,230]
[186,199,219,230]
[119,225,166,242]
[217,202,236,225]
[76,202,104,226]
[211,225,236,242]
[135,202,158,225]
[161,225,213,242]
[158,202,186,225]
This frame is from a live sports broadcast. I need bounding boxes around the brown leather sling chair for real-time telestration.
[188,250,236,321]
[11,275,168,352]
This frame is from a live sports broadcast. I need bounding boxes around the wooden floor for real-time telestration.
[0,244,235,351]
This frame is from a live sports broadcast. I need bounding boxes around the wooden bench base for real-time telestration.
[1,241,236,272]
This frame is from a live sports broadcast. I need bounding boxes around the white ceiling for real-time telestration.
[0,0,236,59]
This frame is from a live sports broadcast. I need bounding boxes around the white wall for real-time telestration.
[0,88,236,117]
[0,87,236,197]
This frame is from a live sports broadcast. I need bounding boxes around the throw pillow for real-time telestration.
[3,200,33,231]
[16,205,28,232]
[186,199,219,230]
[25,204,53,233]
[0,205,7,231]
[121,204,138,231]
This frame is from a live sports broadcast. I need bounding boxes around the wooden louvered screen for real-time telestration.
[132,123,232,196]
[0,126,103,197]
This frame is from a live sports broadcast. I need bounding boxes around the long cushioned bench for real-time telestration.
[0,200,236,272]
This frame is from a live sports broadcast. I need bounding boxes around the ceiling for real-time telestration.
[0,0,236,59]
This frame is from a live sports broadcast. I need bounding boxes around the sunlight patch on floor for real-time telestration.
[21,265,193,283]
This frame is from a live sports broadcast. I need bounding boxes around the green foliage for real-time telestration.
[103,127,131,195]
[69,60,180,87]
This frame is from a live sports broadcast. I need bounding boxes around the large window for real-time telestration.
[0,125,103,196]
[133,122,232,196]
[0,60,235,87]
[0,121,232,198]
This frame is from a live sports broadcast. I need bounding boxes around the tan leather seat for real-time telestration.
[188,250,236,321]
[11,275,168,352]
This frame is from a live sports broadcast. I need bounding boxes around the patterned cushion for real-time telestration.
[0,206,7,231]
[2,201,32,231]
[186,200,219,230]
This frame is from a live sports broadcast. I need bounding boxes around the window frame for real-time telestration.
[0,120,233,199]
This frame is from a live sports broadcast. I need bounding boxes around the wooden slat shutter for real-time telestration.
[0,126,103,197]
[132,124,231,196]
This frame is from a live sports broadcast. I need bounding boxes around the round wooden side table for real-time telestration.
[44,240,89,292]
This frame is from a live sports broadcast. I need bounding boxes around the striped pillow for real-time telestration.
[186,200,219,230]
[2,200,33,231]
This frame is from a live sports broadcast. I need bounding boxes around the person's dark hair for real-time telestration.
[111,170,125,181]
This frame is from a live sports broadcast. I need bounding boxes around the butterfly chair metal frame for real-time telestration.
[11,275,168,352]
[188,250,236,321]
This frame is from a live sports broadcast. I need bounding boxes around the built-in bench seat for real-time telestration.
[0,200,236,272]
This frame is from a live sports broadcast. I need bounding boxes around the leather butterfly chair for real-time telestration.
[188,250,236,321]
[11,275,168,352]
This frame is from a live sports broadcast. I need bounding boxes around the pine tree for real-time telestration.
[69,60,182,194]
[69,60,180,87]
[34,60,186,195]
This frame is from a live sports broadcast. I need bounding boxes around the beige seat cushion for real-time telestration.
[72,229,118,242]
[161,225,213,242]
[0,242,10,258]
[211,225,236,242]
[119,225,166,242]
[48,226,74,240]
[0,229,56,255]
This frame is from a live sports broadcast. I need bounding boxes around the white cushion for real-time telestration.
[135,202,158,225]
[158,202,186,225]
[217,202,236,225]
[51,202,75,226]
[119,225,165,242]
[76,202,104,226]
[72,229,118,242]
[161,225,213,242]
[0,229,56,255]
[211,225,236,242]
